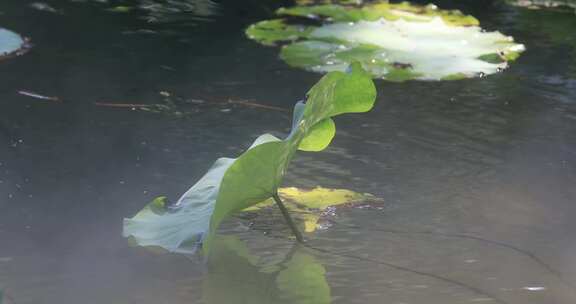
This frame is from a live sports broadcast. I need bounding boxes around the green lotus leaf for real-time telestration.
[295,0,362,5]
[313,20,524,80]
[281,41,424,81]
[123,63,376,254]
[375,2,479,26]
[278,4,364,22]
[246,19,313,46]
[288,19,523,80]
[278,2,479,26]
[280,41,342,69]
[247,1,525,81]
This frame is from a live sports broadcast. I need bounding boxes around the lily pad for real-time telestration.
[123,63,377,254]
[246,19,313,46]
[246,1,525,81]
[278,2,479,26]
[0,28,29,60]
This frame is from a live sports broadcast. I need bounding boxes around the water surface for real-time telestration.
[1,1,576,303]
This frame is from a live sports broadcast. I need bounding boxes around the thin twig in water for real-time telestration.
[325,219,576,292]
[226,99,288,112]
[303,242,509,304]
[94,102,152,108]
[257,231,507,303]
[17,90,61,102]
[94,100,287,113]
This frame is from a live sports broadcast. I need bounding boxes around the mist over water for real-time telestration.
[1,1,576,303]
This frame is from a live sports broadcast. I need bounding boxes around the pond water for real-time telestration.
[1,1,576,303]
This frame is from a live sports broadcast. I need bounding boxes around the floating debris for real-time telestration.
[94,102,150,109]
[17,90,61,102]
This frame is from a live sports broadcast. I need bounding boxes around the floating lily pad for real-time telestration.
[278,2,479,26]
[246,1,525,81]
[0,28,29,60]
[246,19,313,46]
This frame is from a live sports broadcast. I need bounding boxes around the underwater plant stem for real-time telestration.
[272,193,304,243]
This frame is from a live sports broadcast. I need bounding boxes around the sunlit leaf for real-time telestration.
[243,186,382,233]
[246,19,313,46]
[246,1,526,81]
[123,63,377,254]
[278,2,479,26]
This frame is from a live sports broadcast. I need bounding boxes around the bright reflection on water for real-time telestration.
[1,0,576,303]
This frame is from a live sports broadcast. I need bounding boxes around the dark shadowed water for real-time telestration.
[1,1,576,303]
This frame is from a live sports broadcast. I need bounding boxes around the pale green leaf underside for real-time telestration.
[246,1,526,81]
[123,63,376,254]
[0,28,25,58]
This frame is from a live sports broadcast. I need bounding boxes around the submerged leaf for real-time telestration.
[278,187,378,209]
[123,64,376,254]
[243,186,382,233]
[247,1,525,81]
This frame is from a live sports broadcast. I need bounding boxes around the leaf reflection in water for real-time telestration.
[203,236,331,304]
